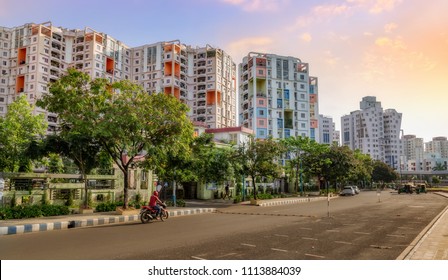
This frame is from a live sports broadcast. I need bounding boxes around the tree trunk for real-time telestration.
[252,175,257,200]
[295,162,299,193]
[123,170,129,209]
[82,173,88,208]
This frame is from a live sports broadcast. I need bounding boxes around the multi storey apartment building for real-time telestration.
[318,114,335,145]
[425,137,448,159]
[0,22,132,132]
[238,52,319,141]
[341,96,402,168]
[0,22,237,131]
[401,134,424,171]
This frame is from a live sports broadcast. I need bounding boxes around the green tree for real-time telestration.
[191,134,234,186]
[432,162,447,171]
[323,144,355,190]
[372,160,398,185]
[281,136,310,195]
[300,140,331,191]
[38,69,193,209]
[0,95,47,172]
[233,136,283,200]
[41,133,102,208]
[350,150,374,188]
[47,153,64,173]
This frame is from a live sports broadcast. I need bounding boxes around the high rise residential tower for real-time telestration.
[0,22,237,131]
[318,114,336,145]
[425,137,448,159]
[238,52,319,141]
[341,96,402,168]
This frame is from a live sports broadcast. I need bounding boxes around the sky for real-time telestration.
[1,0,447,142]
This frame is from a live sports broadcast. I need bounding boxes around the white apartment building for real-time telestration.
[401,134,424,171]
[0,22,237,132]
[238,52,319,141]
[318,114,335,145]
[341,96,402,168]
[425,137,448,159]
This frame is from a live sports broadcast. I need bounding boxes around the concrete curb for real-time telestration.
[257,196,336,207]
[0,208,216,236]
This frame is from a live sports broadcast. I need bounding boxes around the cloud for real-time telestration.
[292,4,351,29]
[313,4,350,17]
[345,0,403,14]
[220,0,289,12]
[301,33,312,43]
[225,36,274,60]
[384,22,398,33]
[362,35,438,81]
[369,0,403,14]
[323,50,341,67]
[375,36,407,50]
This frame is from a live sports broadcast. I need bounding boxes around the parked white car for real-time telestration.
[340,186,355,196]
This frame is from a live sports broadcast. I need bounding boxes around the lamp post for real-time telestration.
[300,157,303,196]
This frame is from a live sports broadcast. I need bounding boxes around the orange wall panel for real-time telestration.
[164,62,172,76]
[18,48,27,64]
[16,76,25,93]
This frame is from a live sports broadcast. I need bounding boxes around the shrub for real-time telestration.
[255,193,273,200]
[233,195,242,204]
[0,204,69,220]
[95,202,119,212]
[165,199,186,207]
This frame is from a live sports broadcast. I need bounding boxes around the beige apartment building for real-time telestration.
[0,22,236,131]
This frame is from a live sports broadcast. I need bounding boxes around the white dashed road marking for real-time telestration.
[334,241,353,245]
[305,253,325,259]
[271,248,288,252]
[302,237,318,241]
[241,243,256,247]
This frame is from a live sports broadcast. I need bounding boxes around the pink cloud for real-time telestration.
[221,0,289,12]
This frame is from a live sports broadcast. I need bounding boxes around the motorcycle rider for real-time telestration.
[149,191,163,218]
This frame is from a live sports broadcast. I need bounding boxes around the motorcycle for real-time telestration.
[140,202,169,223]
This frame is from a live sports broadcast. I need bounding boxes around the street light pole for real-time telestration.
[300,158,303,196]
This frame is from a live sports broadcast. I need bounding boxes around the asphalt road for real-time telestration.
[0,191,446,260]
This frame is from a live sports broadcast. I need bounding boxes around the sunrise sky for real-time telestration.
[2,0,447,141]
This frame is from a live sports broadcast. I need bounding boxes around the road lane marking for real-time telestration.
[334,241,353,245]
[326,229,340,232]
[274,234,289,238]
[191,256,207,260]
[217,253,237,258]
[300,227,313,231]
[302,237,318,241]
[408,206,424,208]
[305,253,325,259]
[354,231,371,235]
[271,248,288,252]
[241,243,256,247]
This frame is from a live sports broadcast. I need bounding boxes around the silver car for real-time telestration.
[353,186,360,194]
[340,186,355,196]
